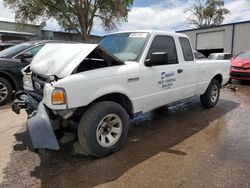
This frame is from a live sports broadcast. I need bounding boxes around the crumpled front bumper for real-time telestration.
[12,91,59,151]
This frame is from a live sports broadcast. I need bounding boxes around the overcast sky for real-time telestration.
[0,0,250,36]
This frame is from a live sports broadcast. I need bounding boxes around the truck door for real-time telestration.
[138,35,186,112]
[178,37,198,97]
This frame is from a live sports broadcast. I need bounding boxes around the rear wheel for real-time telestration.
[78,101,129,157]
[0,77,13,106]
[200,79,220,108]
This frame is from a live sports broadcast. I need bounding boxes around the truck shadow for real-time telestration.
[1,97,239,188]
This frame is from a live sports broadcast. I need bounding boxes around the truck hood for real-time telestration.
[30,43,123,78]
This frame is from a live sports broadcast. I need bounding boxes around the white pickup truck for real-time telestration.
[12,30,230,157]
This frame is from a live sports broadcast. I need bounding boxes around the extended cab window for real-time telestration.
[179,37,194,61]
[148,36,178,64]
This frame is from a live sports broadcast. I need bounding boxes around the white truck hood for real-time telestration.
[30,43,102,78]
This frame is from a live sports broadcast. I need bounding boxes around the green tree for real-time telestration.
[4,0,133,41]
[187,0,230,28]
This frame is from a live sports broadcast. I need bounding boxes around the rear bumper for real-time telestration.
[12,91,59,151]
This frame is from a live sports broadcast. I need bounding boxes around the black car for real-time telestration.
[0,40,67,105]
[0,43,16,51]
[0,40,25,51]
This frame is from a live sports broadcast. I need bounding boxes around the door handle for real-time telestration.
[128,77,140,82]
[177,69,184,73]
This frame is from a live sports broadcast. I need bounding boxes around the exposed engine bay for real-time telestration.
[73,46,123,73]
[21,45,124,95]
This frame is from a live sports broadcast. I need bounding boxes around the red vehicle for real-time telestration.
[230,51,250,81]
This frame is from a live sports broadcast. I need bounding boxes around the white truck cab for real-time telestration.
[12,30,230,157]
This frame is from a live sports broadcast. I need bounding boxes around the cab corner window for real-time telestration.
[179,37,194,61]
[147,36,178,65]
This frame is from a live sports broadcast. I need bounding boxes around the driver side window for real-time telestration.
[147,36,178,65]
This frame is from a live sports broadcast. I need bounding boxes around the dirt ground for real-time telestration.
[0,81,250,188]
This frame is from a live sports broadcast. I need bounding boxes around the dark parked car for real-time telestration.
[0,40,25,51]
[0,40,69,105]
[0,43,15,51]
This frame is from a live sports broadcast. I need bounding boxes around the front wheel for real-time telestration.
[200,79,220,108]
[78,101,129,157]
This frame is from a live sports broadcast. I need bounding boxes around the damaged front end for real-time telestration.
[12,90,60,150]
[12,90,42,115]
[12,43,124,152]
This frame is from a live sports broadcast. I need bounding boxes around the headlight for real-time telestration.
[23,74,34,91]
[52,88,66,105]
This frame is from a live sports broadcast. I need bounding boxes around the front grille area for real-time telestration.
[32,73,50,94]
[33,73,48,82]
[231,66,250,70]
[230,72,250,78]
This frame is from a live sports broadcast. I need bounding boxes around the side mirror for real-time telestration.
[19,52,33,62]
[145,52,168,67]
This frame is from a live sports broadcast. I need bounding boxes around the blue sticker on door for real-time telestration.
[158,71,176,89]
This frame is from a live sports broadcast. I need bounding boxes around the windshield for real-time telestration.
[99,32,149,61]
[0,43,31,58]
[236,52,250,59]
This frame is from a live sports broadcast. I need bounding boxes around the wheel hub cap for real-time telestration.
[100,124,112,135]
[211,85,218,103]
[0,82,8,102]
[96,114,122,147]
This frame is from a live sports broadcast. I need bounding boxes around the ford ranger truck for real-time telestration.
[12,31,230,157]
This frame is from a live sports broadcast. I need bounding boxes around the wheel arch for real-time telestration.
[0,71,19,91]
[90,93,134,117]
[212,74,223,86]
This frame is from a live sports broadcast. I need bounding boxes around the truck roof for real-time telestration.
[106,30,188,38]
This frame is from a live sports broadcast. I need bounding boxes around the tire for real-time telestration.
[0,77,13,106]
[78,101,129,157]
[200,79,220,108]
[37,148,50,158]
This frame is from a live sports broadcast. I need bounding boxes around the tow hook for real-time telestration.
[11,103,21,114]
[223,84,237,92]
[11,100,26,114]
[11,90,42,115]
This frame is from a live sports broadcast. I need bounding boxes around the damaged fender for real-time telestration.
[27,102,59,150]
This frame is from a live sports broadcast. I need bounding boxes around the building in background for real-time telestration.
[177,20,250,56]
[0,20,101,43]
